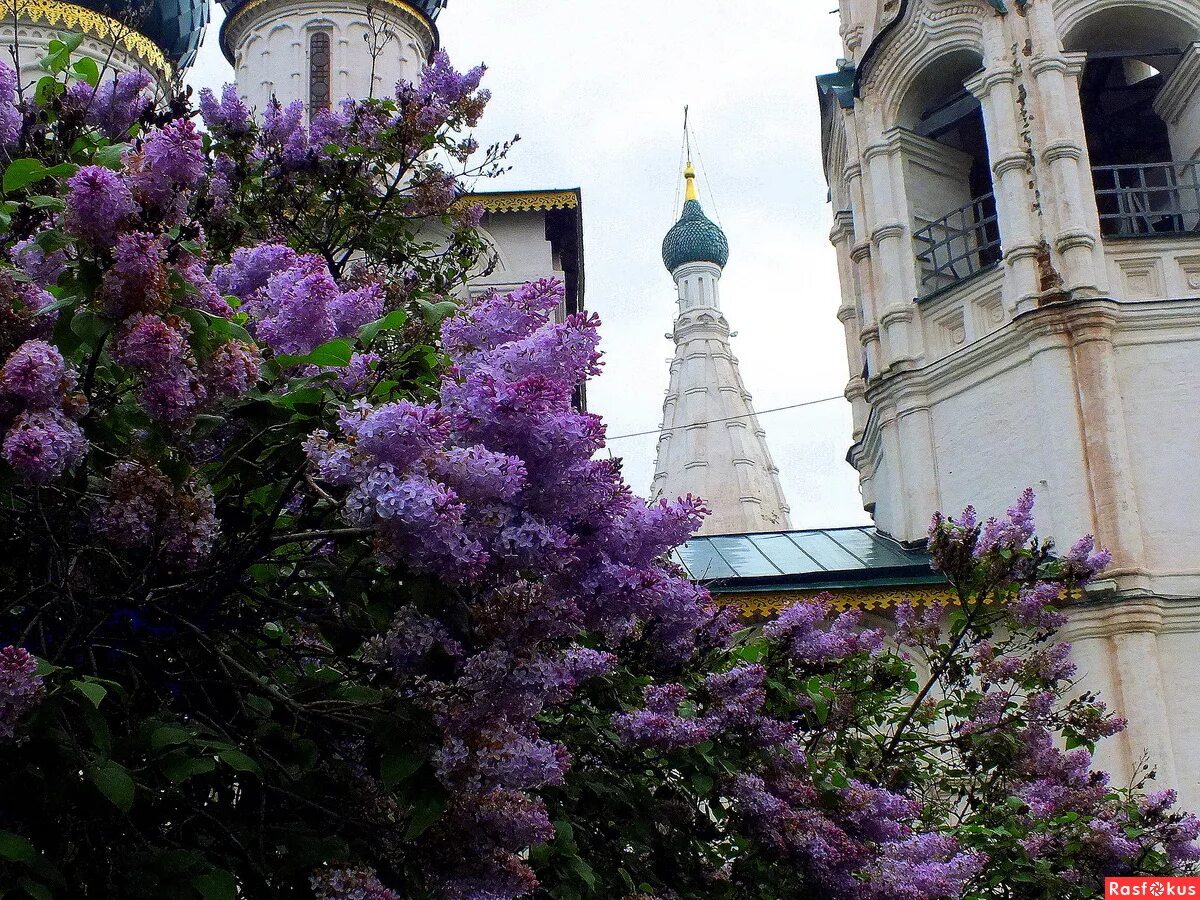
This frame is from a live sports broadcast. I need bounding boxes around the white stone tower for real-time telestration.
[820,0,1200,806]
[219,0,443,115]
[651,162,792,536]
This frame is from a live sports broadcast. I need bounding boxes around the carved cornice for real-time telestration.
[10,0,171,77]
[718,585,958,619]
[458,190,580,215]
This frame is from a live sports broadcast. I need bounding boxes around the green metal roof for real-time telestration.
[672,527,942,593]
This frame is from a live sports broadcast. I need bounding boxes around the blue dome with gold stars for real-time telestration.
[662,164,729,273]
[75,0,211,69]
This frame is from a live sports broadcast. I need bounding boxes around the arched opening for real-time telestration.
[1066,7,1200,236]
[897,50,1000,297]
[308,31,331,117]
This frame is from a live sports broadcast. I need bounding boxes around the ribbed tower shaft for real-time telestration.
[650,261,792,535]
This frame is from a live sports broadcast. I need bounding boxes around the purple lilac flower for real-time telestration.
[139,366,207,424]
[859,833,987,900]
[975,487,1037,556]
[613,683,711,750]
[198,84,251,136]
[203,340,262,397]
[0,60,22,146]
[65,70,153,139]
[10,239,67,287]
[343,400,448,471]
[129,119,204,220]
[1011,582,1067,629]
[385,605,462,674]
[211,243,299,304]
[1,340,72,406]
[329,283,385,332]
[65,166,138,247]
[92,460,219,567]
[2,408,86,482]
[0,646,44,740]
[97,231,168,316]
[432,445,527,502]
[1065,534,1113,583]
[310,867,399,900]
[764,599,883,667]
[247,255,340,355]
[111,314,190,373]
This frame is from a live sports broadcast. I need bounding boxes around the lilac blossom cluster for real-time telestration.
[0,340,87,482]
[64,70,154,140]
[92,460,220,569]
[0,61,22,147]
[0,645,44,740]
[306,280,718,896]
[310,867,400,900]
[212,244,384,356]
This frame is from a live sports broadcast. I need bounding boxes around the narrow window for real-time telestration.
[309,32,331,115]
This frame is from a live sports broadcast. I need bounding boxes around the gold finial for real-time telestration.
[684,161,699,202]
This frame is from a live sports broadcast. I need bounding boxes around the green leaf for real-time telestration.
[19,881,52,900]
[192,870,237,900]
[27,195,65,211]
[159,753,216,784]
[359,309,408,345]
[149,725,194,751]
[31,657,62,676]
[417,298,458,326]
[70,679,107,709]
[88,761,134,812]
[94,143,129,169]
[0,831,35,863]
[71,56,99,87]
[570,856,597,890]
[4,160,48,194]
[405,795,446,839]
[381,752,424,789]
[217,749,261,776]
[276,337,354,370]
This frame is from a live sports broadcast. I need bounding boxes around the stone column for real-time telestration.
[862,124,923,371]
[966,63,1041,313]
[1024,2,1107,298]
[1067,303,1147,584]
[843,110,884,379]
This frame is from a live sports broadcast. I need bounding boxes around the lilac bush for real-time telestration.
[0,41,1193,900]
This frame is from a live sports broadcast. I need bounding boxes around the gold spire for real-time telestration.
[684,161,699,202]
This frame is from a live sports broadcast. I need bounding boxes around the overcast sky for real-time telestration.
[186,1,870,529]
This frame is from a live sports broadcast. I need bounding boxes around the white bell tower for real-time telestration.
[820,0,1200,807]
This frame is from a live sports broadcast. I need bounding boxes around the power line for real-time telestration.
[606,394,846,442]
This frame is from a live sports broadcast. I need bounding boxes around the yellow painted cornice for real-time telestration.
[719,585,959,619]
[458,190,580,215]
[13,0,171,78]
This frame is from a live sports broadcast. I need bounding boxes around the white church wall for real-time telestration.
[1114,318,1200,582]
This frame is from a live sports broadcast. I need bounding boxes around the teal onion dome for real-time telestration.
[662,197,729,272]
[662,163,728,272]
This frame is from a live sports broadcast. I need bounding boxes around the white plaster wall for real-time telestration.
[228,0,430,115]
[1115,329,1200,577]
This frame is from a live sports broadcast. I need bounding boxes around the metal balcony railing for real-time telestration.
[1093,160,1200,238]
[913,193,1002,299]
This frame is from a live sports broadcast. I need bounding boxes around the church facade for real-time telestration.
[819,0,1200,807]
